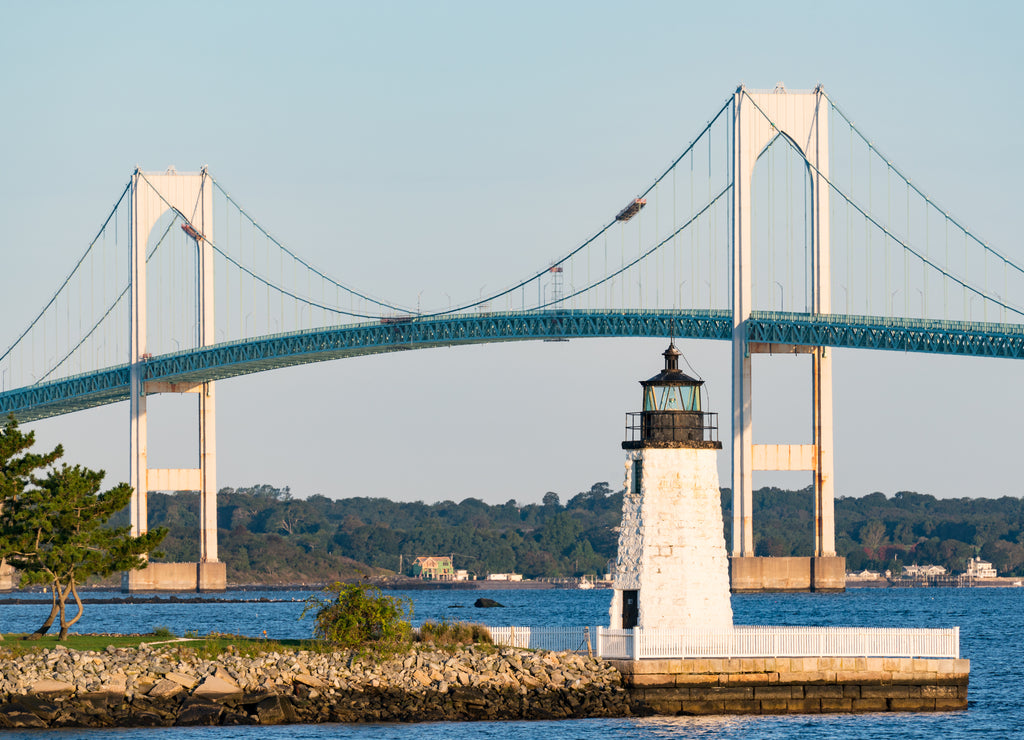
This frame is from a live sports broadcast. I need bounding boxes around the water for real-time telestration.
[1,587,1021,738]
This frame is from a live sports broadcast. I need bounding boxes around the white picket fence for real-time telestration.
[488,626,592,653]
[488,625,959,659]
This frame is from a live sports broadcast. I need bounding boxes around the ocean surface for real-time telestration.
[0,586,1020,738]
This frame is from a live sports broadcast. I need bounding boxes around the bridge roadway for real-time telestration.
[4,308,1024,423]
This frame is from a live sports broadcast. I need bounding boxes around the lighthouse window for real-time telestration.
[644,387,656,411]
[631,460,643,494]
[660,387,682,410]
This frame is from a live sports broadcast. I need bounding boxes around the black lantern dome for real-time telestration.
[623,342,721,450]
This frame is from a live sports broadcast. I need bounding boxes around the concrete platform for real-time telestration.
[730,556,846,593]
[122,562,226,592]
[610,656,969,714]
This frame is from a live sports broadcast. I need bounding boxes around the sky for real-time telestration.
[1,1,1023,508]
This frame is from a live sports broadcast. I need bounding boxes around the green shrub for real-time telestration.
[416,620,492,646]
[301,582,411,648]
[150,626,176,639]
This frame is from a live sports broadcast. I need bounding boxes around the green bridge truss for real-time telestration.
[3,309,1023,423]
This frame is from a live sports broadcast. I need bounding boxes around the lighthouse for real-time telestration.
[609,342,733,631]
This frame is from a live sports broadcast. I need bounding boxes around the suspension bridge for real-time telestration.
[2,84,1022,590]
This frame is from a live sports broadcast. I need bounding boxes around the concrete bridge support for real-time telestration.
[125,168,225,592]
[730,86,844,591]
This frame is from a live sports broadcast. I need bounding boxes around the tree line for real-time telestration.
[140,482,1024,581]
[723,486,1024,576]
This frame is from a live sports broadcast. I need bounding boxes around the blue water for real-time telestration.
[1,587,1021,738]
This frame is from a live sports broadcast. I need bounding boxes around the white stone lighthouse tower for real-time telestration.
[609,343,733,631]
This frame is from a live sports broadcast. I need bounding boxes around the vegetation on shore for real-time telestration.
[124,482,1024,583]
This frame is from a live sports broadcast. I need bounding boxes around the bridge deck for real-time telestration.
[3,309,1023,422]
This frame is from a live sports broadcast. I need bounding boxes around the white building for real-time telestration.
[965,557,997,579]
[847,569,882,581]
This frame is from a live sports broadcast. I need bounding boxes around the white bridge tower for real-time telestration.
[125,167,225,592]
[730,85,844,592]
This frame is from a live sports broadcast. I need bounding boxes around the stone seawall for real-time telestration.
[0,644,969,728]
[612,656,970,714]
[0,643,630,728]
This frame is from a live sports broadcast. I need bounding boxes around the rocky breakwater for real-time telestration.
[0,643,631,728]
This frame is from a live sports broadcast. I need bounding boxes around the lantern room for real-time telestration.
[624,342,718,448]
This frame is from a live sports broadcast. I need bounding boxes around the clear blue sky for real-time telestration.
[2,1,1022,505]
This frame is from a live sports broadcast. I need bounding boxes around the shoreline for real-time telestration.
[0,639,967,728]
[1,577,1019,602]
[0,643,630,728]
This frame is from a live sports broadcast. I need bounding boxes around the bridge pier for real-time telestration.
[126,168,224,592]
[730,86,844,591]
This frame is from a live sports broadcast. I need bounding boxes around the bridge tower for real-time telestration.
[730,85,845,592]
[125,167,225,592]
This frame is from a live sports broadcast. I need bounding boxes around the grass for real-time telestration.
[0,621,498,658]
[0,632,327,657]
[415,621,493,646]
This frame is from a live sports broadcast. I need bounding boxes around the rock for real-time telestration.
[15,697,59,722]
[256,695,286,724]
[176,699,223,726]
[147,679,185,699]
[164,672,198,689]
[192,675,242,703]
[293,674,324,688]
[242,689,278,704]
[278,695,299,722]
[213,667,236,684]
[0,704,47,729]
[28,679,75,698]
[0,637,631,727]
[132,710,164,726]
[222,709,259,725]
[474,598,504,608]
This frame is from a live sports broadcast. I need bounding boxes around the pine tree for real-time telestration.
[0,417,62,640]
[0,418,166,640]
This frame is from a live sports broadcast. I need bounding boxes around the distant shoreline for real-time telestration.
[847,576,1023,589]
[2,576,1019,600]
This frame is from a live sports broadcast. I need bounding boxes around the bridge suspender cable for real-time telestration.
[827,97,1024,279]
[739,91,1024,320]
[37,214,183,383]
[207,178,412,315]
[0,182,131,367]
[413,96,735,319]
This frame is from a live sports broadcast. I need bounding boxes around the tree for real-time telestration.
[858,520,886,554]
[2,462,166,640]
[0,418,63,640]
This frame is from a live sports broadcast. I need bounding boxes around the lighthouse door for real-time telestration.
[622,590,638,628]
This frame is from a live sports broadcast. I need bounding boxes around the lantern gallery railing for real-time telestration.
[488,626,960,660]
[623,411,720,444]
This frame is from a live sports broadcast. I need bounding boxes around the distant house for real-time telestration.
[412,556,455,580]
[903,564,947,578]
[486,572,523,582]
[847,569,882,580]
[965,556,997,579]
